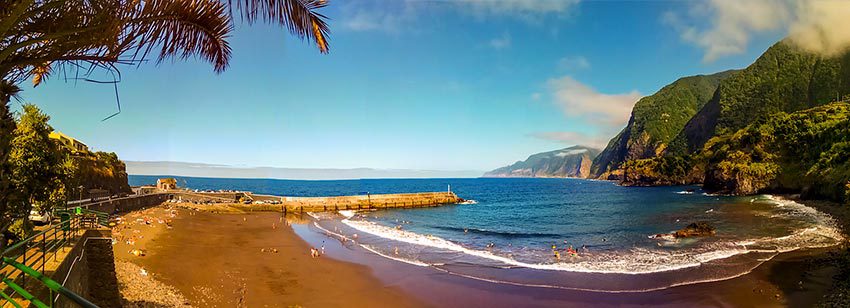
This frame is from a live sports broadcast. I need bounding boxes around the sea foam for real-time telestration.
[336,195,844,276]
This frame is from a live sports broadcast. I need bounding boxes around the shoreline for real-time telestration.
[291,195,850,307]
[110,192,850,307]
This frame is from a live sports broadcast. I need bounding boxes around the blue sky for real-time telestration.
[14,0,794,172]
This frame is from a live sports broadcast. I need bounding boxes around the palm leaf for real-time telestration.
[127,0,234,73]
[230,0,330,53]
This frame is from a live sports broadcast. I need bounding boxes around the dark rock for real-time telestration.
[674,222,716,238]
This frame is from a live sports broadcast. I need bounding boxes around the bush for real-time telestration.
[8,218,33,240]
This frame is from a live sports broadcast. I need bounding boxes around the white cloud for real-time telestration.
[788,1,850,56]
[528,131,607,149]
[457,0,581,17]
[546,76,642,127]
[489,32,512,49]
[531,92,541,100]
[557,55,590,70]
[339,1,418,33]
[339,0,581,33]
[666,0,850,61]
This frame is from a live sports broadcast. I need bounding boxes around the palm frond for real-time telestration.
[0,79,21,104]
[127,0,234,73]
[231,0,330,53]
[31,61,50,87]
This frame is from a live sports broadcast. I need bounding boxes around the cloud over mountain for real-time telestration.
[546,76,642,127]
[666,0,850,61]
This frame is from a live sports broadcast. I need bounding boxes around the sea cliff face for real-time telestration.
[599,39,850,203]
[74,151,132,196]
[485,146,599,178]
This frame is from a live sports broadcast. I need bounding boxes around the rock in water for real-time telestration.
[674,222,716,238]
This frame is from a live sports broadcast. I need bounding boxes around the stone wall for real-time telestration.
[52,230,121,308]
[85,194,169,214]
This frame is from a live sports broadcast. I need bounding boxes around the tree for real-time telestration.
[0,81,18,234]
[3,104,66,234]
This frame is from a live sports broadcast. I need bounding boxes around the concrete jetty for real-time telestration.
[165,190,465,213]
[278,191,464,212]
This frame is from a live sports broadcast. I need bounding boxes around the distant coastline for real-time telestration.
[126,161,484,181]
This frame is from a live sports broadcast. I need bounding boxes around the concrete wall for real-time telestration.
[281,192,463,213]
[85,193,169,214]
[52,230,120,308]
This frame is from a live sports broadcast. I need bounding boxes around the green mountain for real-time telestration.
[485,145,600,178]
[590,70,737,179]
[610,39,850,203]
[671,40,850,154]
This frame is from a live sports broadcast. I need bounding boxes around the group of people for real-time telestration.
[552,243,588,260]
[310,241,326,258]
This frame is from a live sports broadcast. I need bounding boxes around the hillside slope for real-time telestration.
[591,70,737,178]
[485,146,600,178]
[702,102,850,202]
[672,40,850,154]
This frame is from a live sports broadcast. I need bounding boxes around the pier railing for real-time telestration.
[0,210,105,308]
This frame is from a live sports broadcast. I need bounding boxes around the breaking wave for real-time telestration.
[335,195,843,277]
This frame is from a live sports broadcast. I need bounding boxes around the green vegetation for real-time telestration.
[10,105,66,211]
[632,70,737,148]
[625,102,850,202]
[703,102,850,201]
[69,151,131,199]
[715,42,850,135]
[620,155,701,186]
[673,41,850,154]
[591,71,736,178]
[602,39,850,204]
[0,104,67,240]
[0,104,130,242]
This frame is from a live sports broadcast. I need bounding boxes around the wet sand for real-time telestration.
[113,204,421,307]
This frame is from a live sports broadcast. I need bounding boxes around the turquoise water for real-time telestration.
[129,176,844,291]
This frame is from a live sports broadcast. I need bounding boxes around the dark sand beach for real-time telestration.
[111,200,850,307]
[112,205,421,307]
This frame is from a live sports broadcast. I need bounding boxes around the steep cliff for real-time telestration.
[590,71,736,178]
[485,146,600,178]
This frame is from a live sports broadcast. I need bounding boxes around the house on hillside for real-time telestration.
[156,178,177,191]
[49,131,89,154]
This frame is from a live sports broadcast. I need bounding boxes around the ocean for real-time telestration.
[129,175,844,292]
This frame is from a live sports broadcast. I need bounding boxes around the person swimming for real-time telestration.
[566,245,577,257]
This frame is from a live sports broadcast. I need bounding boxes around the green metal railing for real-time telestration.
[1,257,97,308]
[0,209,107,308]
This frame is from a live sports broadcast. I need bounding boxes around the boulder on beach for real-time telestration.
[673,222,716,238]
